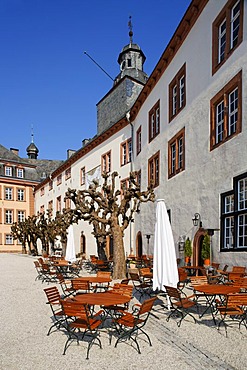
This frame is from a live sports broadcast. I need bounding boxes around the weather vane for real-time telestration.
[128,16,133,44]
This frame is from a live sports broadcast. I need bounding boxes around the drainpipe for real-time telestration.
[126,111,134,255]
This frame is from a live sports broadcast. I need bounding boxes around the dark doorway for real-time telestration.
[136,232,143,257]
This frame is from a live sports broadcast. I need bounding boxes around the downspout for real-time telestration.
[126,111,134,255]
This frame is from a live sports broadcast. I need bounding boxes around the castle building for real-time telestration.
[0,141,63,252]
[34,0,247,267]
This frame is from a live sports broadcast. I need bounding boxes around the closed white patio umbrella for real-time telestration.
[65,225,76,263]
[153,199,179,295]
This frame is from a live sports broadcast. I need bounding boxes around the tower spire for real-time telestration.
[128,16,133,45]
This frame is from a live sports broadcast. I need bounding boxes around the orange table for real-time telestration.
[73,292,130,306]
[195,284,240,322]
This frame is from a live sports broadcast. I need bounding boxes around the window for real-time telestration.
[17,168,24,178]
[101,151,111,174]
[136,126,142,155]
[65,197,71,209]
[148,151,160,188]
[5,234,13,245]
[17,189,25,201]
[212,0,243,74]
[48,200,53,211]
[210,71,242,150]
[5,166,12,176]
[136,170,141,188]
[5,210,13,224]
[65,167,71,180]
[169,64,186,122]
[57,174,62,185]
[17,210,25,222]
[49,181,53,191]
[40,187,45,196]
[120,178,129,196]
[56,196,61,213]
[149,101,160,142]
[5,187,13,200]
[40,205,45,214]
[221,172,247,251]
[120,139,132,166]
[81,166,86,185]
[168,128,185,178]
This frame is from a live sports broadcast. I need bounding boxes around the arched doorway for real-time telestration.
[136,231,143,257]
[193,228,207,267]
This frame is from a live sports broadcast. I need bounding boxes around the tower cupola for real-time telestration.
[114,16,148,85]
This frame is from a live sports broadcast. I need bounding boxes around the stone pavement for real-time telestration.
[0,253,246,370]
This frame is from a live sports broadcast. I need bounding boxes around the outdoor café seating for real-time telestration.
[217,293,247,336]
[114,296,156,354]
[129,272,153,299]
[60,299,103,360]
[164,285,197,327]
[43,286,66,336]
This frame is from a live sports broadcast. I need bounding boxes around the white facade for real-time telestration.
[35,0,247,268]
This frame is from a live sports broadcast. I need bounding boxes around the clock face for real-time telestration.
[121,60,126,71]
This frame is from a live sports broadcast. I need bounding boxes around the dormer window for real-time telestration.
[5,166,12,176]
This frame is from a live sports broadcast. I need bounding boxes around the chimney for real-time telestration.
[10,148,19,156]
[67,149,76,159]
[82,138,90,147]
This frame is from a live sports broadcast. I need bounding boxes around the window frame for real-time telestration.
[148,151,160,188]
[80,166,86,185]
[17,188,25,201]
[56,196,62,213]
[65,167,71,180]
[136,126,142,155]
[5,234,13,245]
[168,127,185,179]
[5,166,13,177]
[17,210,25,223]
[5,209,13,224]
[148,100,160,142]
[101,151,111,174]
[5,187,13,200]
[169,64,186,122]
[210,71,242,150]
[16,168,24,178]
[212,0,243,75]
[57,174,62,185]
[120,139,132,166]
[221,171,247,251]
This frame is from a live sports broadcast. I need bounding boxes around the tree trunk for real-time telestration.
[111,219,126,279]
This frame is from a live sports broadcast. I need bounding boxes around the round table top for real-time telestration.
[195,284,240,295]
[73,292,130,306]
[73,276,112,284]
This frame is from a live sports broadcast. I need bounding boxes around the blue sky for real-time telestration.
[0,0,191,160]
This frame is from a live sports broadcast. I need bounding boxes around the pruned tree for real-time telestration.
[11,215,39,255]
[65,171,155,279]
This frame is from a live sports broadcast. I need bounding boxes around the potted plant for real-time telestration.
[201,233,210,265]
[184,237,192,264]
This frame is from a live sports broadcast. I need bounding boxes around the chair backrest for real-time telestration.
[232,266,246,273]
[44,286,61,304]
[71,280,90,292]
[34,261,40,269]
[139,267,151,276]
[164,285,181,300]
[228,272,244,281]
[60,299,88,320]
[139,297,156,315]
[223,264,229,272]
[38,257,44,264]
[226,293,247,308]
[129,272,141,282]
[56,273,65,284]
[96,271,111,278]
[120,278,129,285]
[178,268,188,282]
[190,276,208,287]
[211,262,220,269]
